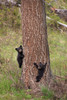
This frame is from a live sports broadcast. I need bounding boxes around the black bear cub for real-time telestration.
[34,62,47,82]
[15,45,24,68]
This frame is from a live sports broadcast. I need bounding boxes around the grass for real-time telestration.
[48,27,67,76]
[42,87,54,100]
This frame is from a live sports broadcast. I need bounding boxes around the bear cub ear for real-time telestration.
[20,45,22,48]
[15,45,23,53]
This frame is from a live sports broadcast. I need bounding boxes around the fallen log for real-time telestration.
[57,21,67,28]
[55,9,67,21]
[46,16,67,28]
[0,0,21,7]
[45,1,67,21]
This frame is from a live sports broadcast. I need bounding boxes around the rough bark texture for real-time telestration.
[21,0,52,90]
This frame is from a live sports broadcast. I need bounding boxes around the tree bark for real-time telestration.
[21,0,52,90]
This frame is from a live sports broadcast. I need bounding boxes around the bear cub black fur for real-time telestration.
[15,45,24,68]
[34,62,47,82]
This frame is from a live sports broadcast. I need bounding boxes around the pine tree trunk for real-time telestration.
[21,0,52,90]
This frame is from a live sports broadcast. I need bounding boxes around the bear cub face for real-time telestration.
[15,45,24,68]
[34,62,47,82]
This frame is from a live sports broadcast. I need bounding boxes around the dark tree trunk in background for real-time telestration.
[21,0,52,90]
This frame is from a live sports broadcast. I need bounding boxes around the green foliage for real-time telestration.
[34,98,43,100]
[0,78,12,94]
[42,87,54,100]
[0,5,21,36]
[60,95,67,100]
[42,87,67,100]
[0,55,5,64]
